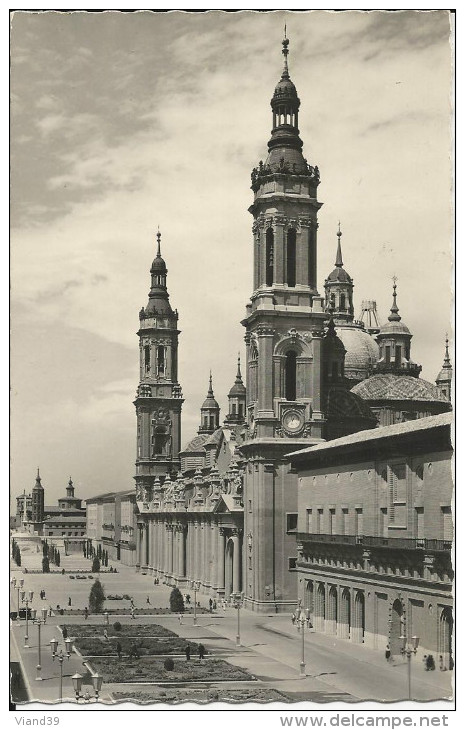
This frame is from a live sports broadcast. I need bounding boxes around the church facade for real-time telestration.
[131,37,452,614]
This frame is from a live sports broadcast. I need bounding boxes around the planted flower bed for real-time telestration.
[88,656,253,683]
[62,624,177,638]
[61,606,210,616]
[75,636,199,656]
[112,687,291,704]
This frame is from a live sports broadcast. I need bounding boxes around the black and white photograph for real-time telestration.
[9,7,455,717]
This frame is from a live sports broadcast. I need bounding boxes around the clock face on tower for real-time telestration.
[282,410,304,435]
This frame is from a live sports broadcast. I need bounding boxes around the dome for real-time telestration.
[351,374,450,404]
[202,395,219,409]
[228,382,246,397]
[324,386,377,421]
[204,428,223,447]
[273,77,298,99]
[145,296,173,317]
[378,320,411,336]
[336,327,378,380]
[151,255,167,273]
[436,366,452,383]
[183,434,208,453]
[326,266,352,284]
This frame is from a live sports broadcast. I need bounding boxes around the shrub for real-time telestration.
[169,587,184,613]
[42,556,50,573]
[163,658,174,671]
[89,579,105,613]
[113,621,122,632]
[92,557,101,573]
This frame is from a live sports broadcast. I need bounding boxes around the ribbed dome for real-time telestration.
[352,374,450,403]
[436,366,452,383]
[273,77,298,99]
[202,394,219,409]
[183,434,208,453]
[150,255,167,273]
[378,320,411,336]
[336,327,378,380]
[324,385,377,421]
[327,266,352,284]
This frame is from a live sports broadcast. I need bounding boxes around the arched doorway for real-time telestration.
[327,586,337,635]
[353,591,365,643]
[339,588,351,639]
[315,583,325,632]
[305,580,314,621]
[225,538,234,599]
[439,607,453,669]
[390,599,404,656]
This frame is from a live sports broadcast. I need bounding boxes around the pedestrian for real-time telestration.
[186,594,191,605]
[62,626,68,639]
[185,645,190,661]
[178,613,183,625]
[146,596,151,605]
[209,598,213,612]
[213,600,217,610]
[291,613,296,625]
[306,618,312,629]
[84,606,88,620]
[422,655,428,670]
[49,605,52,617]
[103,628,108,640]
[68,597,72,607]
[222,600,226,612]
[116,641,122,660]
[198,644,205,660]
[426,654,435,671]
[43,590,46,600]
[439,655,445,671]
[130,607,135,620]
[385,645,391,663]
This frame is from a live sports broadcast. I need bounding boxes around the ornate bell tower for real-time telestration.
[134,230,184,503]
[241,35,327,613]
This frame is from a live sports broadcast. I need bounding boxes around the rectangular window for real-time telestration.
[385,345,391,363]
[306,508,312,533]
[341,508,349,535]
[286,513,298,533]
[380,508,388,537]
[395,345,402,367]
[144,345,150,373]
[288,557,297,570]
[415,507,425,539]
[355,508,363,536]
[388,463,407,526]
[316,508,323,534]
[329,508,336,535]
[442,506,453,541]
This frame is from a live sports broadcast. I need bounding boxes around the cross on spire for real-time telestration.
[156,227,161,257]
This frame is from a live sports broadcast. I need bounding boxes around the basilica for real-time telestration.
[131,36,452,620]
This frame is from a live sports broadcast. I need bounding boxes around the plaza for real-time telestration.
[10,540,453,705]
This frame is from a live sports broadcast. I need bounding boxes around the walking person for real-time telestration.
[62,626,68,639]
[422,655,428,670]
[385,645,392,663]
[68,596,72,607]
[291,613,296,626]
[146,596,151,605]
[198,643,205,661]
[178,613,183,625]
[439,655,445,671]
[84,606,88,620]
[209,598,213,613]
[185,644,191,661]
[103,628,108,640]
[426,654,435,671]
[130,606,135,620]
[185,594,191,605]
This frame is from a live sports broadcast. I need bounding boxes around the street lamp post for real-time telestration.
[71,672,103,703]
[400,634,420,700]
[230,592,244,647]
[22,590,34,648]
[50,637,73,702]
[296,614,306,677]
[32,608,48,680]
[190,580,200,625]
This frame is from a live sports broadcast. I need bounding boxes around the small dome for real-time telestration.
[145,296,173,316]
[228,382,246,397]
[151,255,167,273]
[273,77,298,98]
[378,320,411,336]
[202,395,219,409]
[336,327,378,381]
[351,374,450,403]
[326,266,352,284]
[436,366,453,383]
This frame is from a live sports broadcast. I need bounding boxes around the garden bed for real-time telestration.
[61,606,210,616]
[112,687,291,704]
[88,657,254,683]
[62,623,177,638]
[75,636,200,656]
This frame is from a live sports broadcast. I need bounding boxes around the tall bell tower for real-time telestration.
[241,35,327,612]
[134,230,184,503]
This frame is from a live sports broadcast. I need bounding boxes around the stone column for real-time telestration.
[296,223,310,287]
[274,218,285,284]
[257,328,274,414]
[217,528,225,595]
[232,529,241,594]
[140,522,148,572]
[178,527,185,578]
[135,524,141,572]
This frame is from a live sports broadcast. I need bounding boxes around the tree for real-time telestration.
[56,550,60,567]
[169,587,184,613]
[42,556,50,573]
[11,538,16,557]
[15,548,21,567]
[89,579,105,613]
[92,557,101,573]
[83,543,86,558]
[104,551,108,567]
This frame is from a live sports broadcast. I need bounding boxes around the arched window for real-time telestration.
[238,403,244,417]
[340,293,346,310]
[285,350,297,401]
[144,345,150,374]
[266,228,274,287]
[287,228,296,287]
[157,346,165,375]
[209,414,216,429]
[232,403,237,415]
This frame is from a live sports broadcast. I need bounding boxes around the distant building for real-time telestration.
[86,489,138,565]
[289,412,453,667]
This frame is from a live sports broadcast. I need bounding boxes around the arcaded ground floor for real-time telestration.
[298,569,453,668]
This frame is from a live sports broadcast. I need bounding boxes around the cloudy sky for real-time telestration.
[10,9,453,506]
